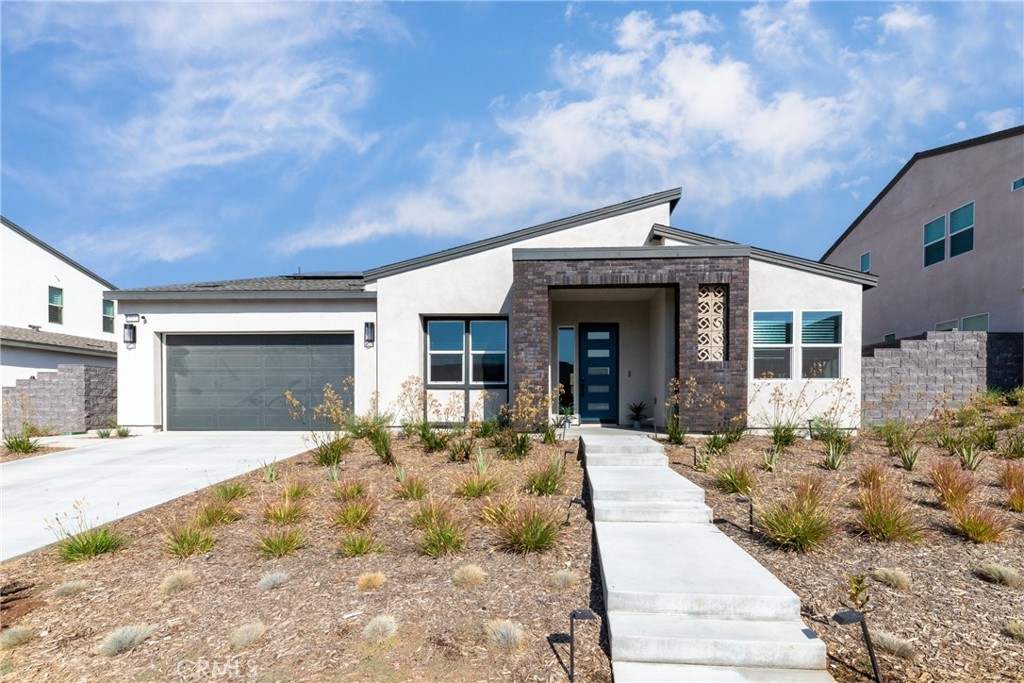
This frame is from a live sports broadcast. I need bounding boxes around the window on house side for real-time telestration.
[923,216,945,267]
[860,252,870,273]
[1013,177,1024,192]
[801,311,842,379]
[427,319,508,386]
[935,320,958,332]
[883,333,896,342]
[48,286,63,324]
[752,311,792,379]
[427,320,464,384]
[960,313,989,332]
[102,300,115,334]
[948,202,974,258]
[469,320,507,384]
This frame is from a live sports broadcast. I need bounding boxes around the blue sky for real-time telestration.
[2,2,1021,289]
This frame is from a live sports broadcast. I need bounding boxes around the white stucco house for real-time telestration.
[107,189,876,433]
[1,217,118,388]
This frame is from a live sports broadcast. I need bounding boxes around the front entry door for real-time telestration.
[579,323,618,423]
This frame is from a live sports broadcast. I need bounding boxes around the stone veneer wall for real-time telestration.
[2,364,117,433]
[861,331,1023,425]
[511,256,749,432]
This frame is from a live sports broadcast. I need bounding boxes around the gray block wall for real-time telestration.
[862,332,1023,425]
[2,364,117,434]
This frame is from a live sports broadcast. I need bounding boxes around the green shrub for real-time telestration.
[761,448,778,473]
[313,436,352,467]
[260,460,278,483]
[809,417,842,441]
[257,529,306,557]
[53,525,124,562]
[263,500,305,525]
[875,420,910,456]
[346,411,392,439]
[823,440,848,470]
[97,624,155,656]
[542,421,557,444]
[446,438,475,462]
[525,455,563,496]
[498,431,532,460]
[705,431,729,457]
[165,526,215,558]
[929,460,976,509]
[755,475,832,552]
[96,428,112,439]
[896,444,920,471]
[419,517,466,556]
[368,428,395,465]
[665,416,686,445]
[333,479,366,502]
[411,498,452,530]
[395,467,428,500]
[338,532,383,557]
[2,431,39,454]
[770,423,798,453]
[1005,432,1024,459]
[193,501,241,528]
[474,417,501,439]
[857,459,889,490]
[325,464,340,482]
[114,426,132,438]
[458,475,500,499]
[954,442,986,471]
[855,486,921,542]
[497,502,560,553]
[282,483,311,500]
[971,424,998,450]
[479,496,517,526]
[714,461,756,495]
[952,504,1010,543]
[417,422,450,452]
[333,499,374,529]
[211,482,250,502]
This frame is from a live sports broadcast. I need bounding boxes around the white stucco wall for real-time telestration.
[372,203,671,414]
[1,223,117,342]
[747,260,864,429]
[1,347,116,387]
[114,299,376,431]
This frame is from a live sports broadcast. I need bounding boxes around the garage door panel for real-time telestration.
[166,334,353,431]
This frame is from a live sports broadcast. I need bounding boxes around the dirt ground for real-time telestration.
[0,435,610,683]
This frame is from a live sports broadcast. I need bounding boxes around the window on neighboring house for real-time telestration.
[935,320,958,332]
[883,333,896,342]
[1013,177,1024,192]
[48,286,63,324]
[801,311,842,379]
[426,319,507,386]
[860,252,871,273]
[948,202,974,258]
[923,215,946,267]
[102,300,115,333]
[960,312,989,331]
[752,312,792,379]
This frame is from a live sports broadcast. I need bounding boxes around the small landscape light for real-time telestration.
[736,496,754,534]
[568,609,596,682]
[564,497,587,525]
[687,445,698,467]
[833,610,883,683]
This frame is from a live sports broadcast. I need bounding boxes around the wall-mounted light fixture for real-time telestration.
[364,322,375,346]
[123,323,137,345]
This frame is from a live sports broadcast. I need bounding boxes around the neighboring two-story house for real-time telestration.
[1,217,118,432]
[821,126,1024,344]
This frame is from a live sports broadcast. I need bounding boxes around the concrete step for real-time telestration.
[609,613,827,670]
[582,434,663,454]
[594,501,712,524]
[588,466,705,504]
[585,451,667,467]
[596,522,800,620]
[613,661,835,682]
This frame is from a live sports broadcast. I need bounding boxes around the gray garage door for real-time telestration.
[166,334,354,431]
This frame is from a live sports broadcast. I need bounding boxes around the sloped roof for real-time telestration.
[820,125,1024,261]
[1,216,117,290]
[0,325,116,357]
[649,225,877,288]
[109,274,369,301]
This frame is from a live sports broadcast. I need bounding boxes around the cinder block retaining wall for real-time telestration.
[862,332,1023,425]
[2,365,117,434]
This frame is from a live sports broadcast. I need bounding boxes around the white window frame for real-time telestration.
[934,320,958,332]
[469,320,508,385]
[48,286,63,325]
[426,319,508,387]
[800,310,843,380]
[426,320,465,385]
[102,300,115,334]
[948,201,974,259]
[960,312,989,332]
[751,311,793,380]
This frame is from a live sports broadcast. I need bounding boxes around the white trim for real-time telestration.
[751,310,794,380]
[934,319,959,332]
[799,309,843,380]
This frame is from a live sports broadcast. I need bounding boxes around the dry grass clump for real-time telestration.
[211,481,250,502]
[714,460,757,495]
[479,496,517,526]
[1005,620,1024,641]
[357,572,386,591]
[362,614,397,645]
[951,504,1011,543]
[857,459,889,490]
[52,579,89,596]
[257,571,290,591]
[976,563,1022,588]
[282,483,311,500]
[869,629,918,659]
[755,474,833,552]
[452,564,487,588]
[193,500,241,528]
[484,619,524,651]
[854,485,922,542]
[333,479,367,502]
[159,568,197,595]
[550,568,577,590]
[230,622,267,649]
[97,624,156,656]
[524,455,564,495]
[0,626,36,649]
[263,499,305,525]
[929,460,977,509]
[999,462,1024,512]
[870,567,911,591]
[497,501,561,554]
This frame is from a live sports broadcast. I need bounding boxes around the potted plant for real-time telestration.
[627,401,649,429]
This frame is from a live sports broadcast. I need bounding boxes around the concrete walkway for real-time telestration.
[582,434,834,682]
[1,431,308,562]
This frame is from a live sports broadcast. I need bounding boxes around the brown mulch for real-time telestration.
[0,446,69,464]
[0,436,609,683]
[667,425,1024,683]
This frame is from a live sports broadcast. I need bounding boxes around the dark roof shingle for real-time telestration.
[0,325,117,356]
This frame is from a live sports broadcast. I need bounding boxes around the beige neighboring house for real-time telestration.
[821,126,1024,344]
[1,217,118,432]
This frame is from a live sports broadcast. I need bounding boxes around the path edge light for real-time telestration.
[833,610,883,683]
[568,608,596,683]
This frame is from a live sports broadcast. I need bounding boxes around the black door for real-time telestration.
[578,323,618,423]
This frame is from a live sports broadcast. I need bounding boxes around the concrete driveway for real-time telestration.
[1,431,309,562]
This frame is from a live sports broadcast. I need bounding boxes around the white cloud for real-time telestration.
[668,11,722,39]
[975,108,1021,133]
[60,221,217,270]
[878,5,935,33]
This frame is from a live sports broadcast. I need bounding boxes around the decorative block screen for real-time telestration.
[697,284,727,361]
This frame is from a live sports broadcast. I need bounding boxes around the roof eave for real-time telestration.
[1,216,118,290]
[106,289,376,302]
[0,338,117,358]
